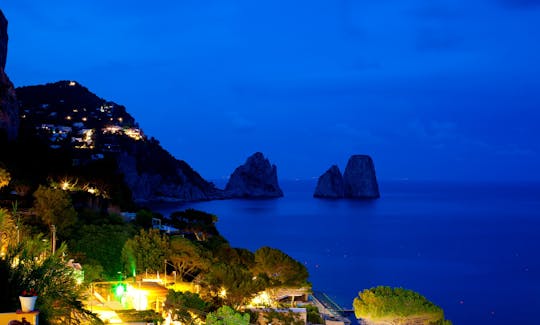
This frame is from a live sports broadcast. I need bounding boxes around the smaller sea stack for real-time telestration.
[313,165,344,198]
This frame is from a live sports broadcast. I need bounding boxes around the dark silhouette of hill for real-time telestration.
[4,80,223,206]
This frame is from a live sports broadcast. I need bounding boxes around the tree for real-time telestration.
[252,246,309,287]
[169,236,210,281]
[33,185,77,236]
[206,306,250,325]
[134,209,154,229]
[0,167,10,189]
[0,238,102,325]
[353,286,451,325]
[213,245,255,268]
[121,229,169,275]
[306,304,324,324]
[165,290,208,324]
[71,224,134,279]
[202,263,265,309]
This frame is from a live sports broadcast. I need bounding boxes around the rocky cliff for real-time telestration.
[0,10,19,142]
[225,152,283,198]
[343,155,380,198]
[116,143,225,203]
[313,165,344,198]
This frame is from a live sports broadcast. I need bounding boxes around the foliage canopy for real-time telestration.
[33,185,77,236]
[206,306,250,325]
[252,246,309,287]
[121,228,169,275]
[353,286,451,324]
[165,289,208,324]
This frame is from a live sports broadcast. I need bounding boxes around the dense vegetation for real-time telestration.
[0,208,101,324]
[0,166,310,324]
[353,286,451,324]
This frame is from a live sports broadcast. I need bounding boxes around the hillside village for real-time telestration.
[19,80,144,157]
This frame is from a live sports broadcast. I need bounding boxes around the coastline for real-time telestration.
[150,179,540,324]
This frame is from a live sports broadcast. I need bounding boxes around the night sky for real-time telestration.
[3,1,540,181]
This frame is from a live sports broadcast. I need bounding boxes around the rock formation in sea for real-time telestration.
[0,10,19,142]
[313,165,344,198]
[343,154,380,198]
[225,152,284,198]
[315,155,380,199]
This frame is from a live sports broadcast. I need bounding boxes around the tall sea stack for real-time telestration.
[343,155,380,198]
[0,10,19,142]
[225,152,283,198]
[314,154,380,199]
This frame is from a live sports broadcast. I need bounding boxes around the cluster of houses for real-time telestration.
[21,81,145,160]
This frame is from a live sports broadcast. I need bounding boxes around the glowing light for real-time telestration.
[250,291,272,307]
[69,81,76,86]
[219,288,227,298]
[66,116,72,120]
[124,128,143,141]
[61,181,70,190]
[82,129,94,142]
[94,311,122,324]
[126,285,149,311]
[114,284,126,297]
[103,125,122,134]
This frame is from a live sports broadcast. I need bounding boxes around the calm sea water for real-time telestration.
[155,180,540,324]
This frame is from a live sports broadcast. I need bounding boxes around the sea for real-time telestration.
[154,180,540,324]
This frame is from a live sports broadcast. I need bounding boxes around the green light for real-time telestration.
[114,284,126,297]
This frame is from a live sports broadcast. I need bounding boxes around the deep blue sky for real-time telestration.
[2,1,540,181]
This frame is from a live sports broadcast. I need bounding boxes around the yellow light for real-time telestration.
[124,128,142,141]
[250,291,272,307]
[94,310,122,324]
[127,285,149,311]
[219,288,227,298]
[69,81,76,86]
[62,181,70,190]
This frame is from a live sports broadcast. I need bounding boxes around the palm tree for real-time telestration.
[0,236,103,324]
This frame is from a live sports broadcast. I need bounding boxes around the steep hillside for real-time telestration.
[12,81,223,203]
